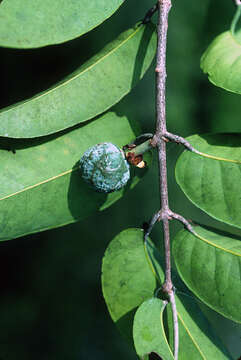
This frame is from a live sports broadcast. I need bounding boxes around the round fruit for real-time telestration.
[79,142,130,193]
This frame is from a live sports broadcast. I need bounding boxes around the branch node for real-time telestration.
[162,281,173,295]
[169,211,196,234]
[150,135,159,147]
[155,0,179,358]
[164,131,201,154]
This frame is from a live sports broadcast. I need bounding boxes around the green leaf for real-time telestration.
[0,0,125,48]
[0,112,151,241]
[173,225,241,323]
[133,298,174,360]
[102,228,232,359]
[101,228,162,343]
[0,23,157,138]
[201,30,241,94]
[166,293,232,360]
[175,133,241,229]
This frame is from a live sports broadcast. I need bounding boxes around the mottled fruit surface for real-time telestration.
[79,143,130,193]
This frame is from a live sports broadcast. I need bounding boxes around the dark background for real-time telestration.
[0,0,240,359]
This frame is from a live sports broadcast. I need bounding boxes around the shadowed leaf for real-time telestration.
[166,293,232,359]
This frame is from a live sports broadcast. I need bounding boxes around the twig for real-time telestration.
[169,291,178,358]
[155,1,179,359]
[231,0,241,34]
[142,2,158,24]
[151,131,201,154]
[168,211,197,234]
[144,211,161,241]
[163,132,202,154]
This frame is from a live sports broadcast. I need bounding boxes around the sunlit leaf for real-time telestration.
[0,113,151,241]
[102,228,232,358]
[133,298,174,360]
[175,133,241,229]
[101,228,161,342]
[0,0,125,48]
[173,225,241,323]
[0,23,157,138]
[201,30,241,94]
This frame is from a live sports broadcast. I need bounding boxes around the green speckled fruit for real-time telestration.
[79,142,130,193]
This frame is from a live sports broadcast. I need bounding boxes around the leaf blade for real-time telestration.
[0,0,125,48]
[0,23,157,138]
[102,228,232,358]
[133,298,174,360]
[201,31,241,94]
[0,112,151,241]
[173,225,241,323]
[166,293,232,360]
[101,228,159,343]
[175,133,241,228]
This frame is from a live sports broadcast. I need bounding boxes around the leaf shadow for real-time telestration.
[114,23,155,138]
[67,161,108,221]
[199,133,241,148]
[194,222,241,241]
[131,23,154,89]
[177,293,233,358]
[0,116,95,151]
[116,308,137,348]
[67,159,147,221]
[0,29,95,110]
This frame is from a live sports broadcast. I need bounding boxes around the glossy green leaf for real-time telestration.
[173,225,241,323]
[0,112,151,241]
[102,228,232,358]
[166,293,232,360]
[0,23,157,138]
[133,298,174,360]
[0,0,125,48]
[201,30,241,94]
[101,228,162,342]
[175,133,241,228]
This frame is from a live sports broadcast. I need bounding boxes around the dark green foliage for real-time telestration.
[0,0,240,359]
[0,23,157,137]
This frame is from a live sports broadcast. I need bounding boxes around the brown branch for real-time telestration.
[169,211,196,234]
[155,1,179,359]
[144,212,161,241]
[163,132,202,154]
[151,131,201,154]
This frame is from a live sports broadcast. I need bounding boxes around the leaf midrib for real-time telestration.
[0,167,78,201]
[199,151,241,164]
[177,312,206,360]
[193,231,241,258]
